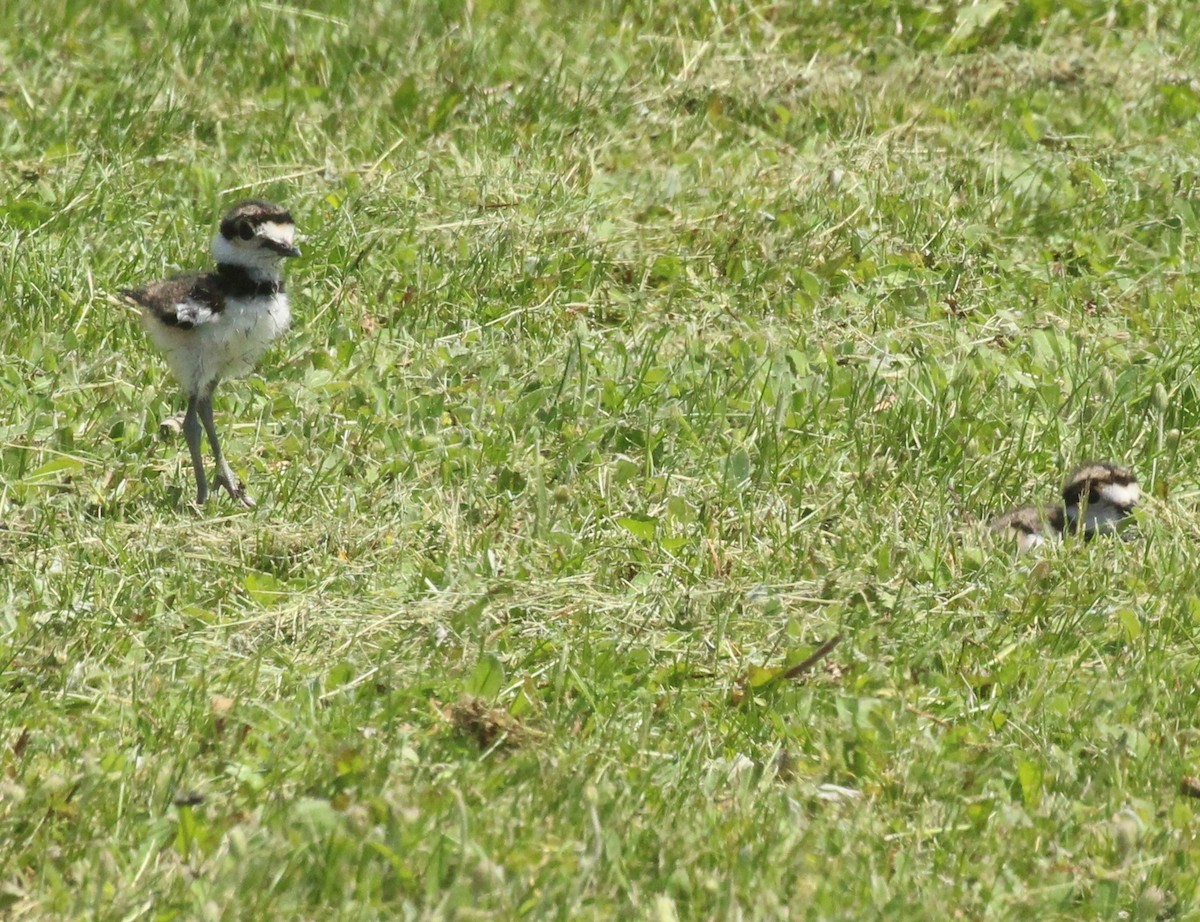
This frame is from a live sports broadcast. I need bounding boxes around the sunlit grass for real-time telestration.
[3,0,1200,918]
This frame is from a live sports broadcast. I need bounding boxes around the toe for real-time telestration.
[216,473,255,508]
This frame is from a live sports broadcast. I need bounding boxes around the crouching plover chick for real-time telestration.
[123,200,300,507]
[991,461,1139,552]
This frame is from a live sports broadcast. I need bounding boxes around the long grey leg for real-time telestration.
[198,389,255,508]
[182,396,209,505]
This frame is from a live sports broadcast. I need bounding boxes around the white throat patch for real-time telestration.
[212,231,289,280]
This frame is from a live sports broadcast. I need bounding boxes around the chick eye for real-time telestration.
[237,221,255,241]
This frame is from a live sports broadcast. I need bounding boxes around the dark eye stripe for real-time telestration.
[219,210,295,240]
[259,237,298,255]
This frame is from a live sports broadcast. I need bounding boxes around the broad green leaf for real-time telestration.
[747,664,782,688]
[617,514,657,541]
[466,654,505,700]
[243,572,285,606]
[1116,607,1142,642]
[728,449,751,483]
[24,457,84,481]
[948,0,1004,46]
[1017,758,1043,808]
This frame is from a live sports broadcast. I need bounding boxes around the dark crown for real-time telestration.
[218,200,294,240]
[1061,462,1136,507]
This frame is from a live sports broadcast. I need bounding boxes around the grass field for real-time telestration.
[4,0,1200,917]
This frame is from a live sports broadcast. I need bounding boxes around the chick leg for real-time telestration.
[182,396,209,506]
[198,388,255,508]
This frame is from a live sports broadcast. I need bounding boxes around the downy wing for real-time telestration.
[122,273,225,330]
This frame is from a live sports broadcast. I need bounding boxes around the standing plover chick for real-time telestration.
[123,200,300,507]
[991,461,1139,551]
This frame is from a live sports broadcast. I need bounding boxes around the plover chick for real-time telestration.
[123,200,300,507]
[991,461,1139,551]
[1061,461,1140,538]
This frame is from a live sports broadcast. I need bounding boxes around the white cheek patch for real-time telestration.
[1099,482,1140,510]
[258,221,296,248]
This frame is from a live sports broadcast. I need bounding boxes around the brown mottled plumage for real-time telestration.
[123,264,284,330]
[990,503,1067,552]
